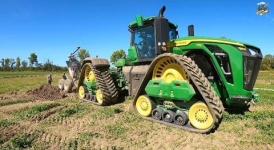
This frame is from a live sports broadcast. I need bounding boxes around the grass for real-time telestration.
[0,71,48,78]
[0,70,273,149]
[0,98,32,107]
[0,119,17,127]
[0,71,68,94]
[13,103,61,119]
[53,103,89,120]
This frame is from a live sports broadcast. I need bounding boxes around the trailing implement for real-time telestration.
[76,6,262,133]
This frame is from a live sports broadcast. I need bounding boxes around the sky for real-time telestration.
[0,0,273,67]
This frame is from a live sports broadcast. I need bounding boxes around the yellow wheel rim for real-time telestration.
[136,95,153,117]
[188,102,214,130]
[84,65,96,82]
[152,57,189,83]
[96,89,103,104]
[78,86,86,99]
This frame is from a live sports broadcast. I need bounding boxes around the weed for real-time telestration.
[0,98,32,107]
[14,103,60,119]
[122,111,142,124]
[255,90,274,105]
[255,119,274,142]
[95,106,124,119]
[9,134,35,149]
[53,104,88,120]
[0,119,16,127]
[78,132,102,139]
[64,138,78,150]
[223,110,273,122]
[105,123,128,139]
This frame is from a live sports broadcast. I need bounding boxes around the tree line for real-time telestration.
[0,48,90,72]
[1,48,273,72]
[260,54,274,70]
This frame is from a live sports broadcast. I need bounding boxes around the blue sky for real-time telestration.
[0,0,273,67]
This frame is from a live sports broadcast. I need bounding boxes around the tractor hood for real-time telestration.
[169,36,259,49]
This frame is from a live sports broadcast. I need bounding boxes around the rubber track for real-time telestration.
[87,63,118,105]
[135,53,224,133]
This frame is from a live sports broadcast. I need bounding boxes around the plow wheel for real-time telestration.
[78,85,88,99]
[64,79,73,93]
[189,101,214,130]
[136,95,156,117]
[152,56,189,82]
[58,79,65,90]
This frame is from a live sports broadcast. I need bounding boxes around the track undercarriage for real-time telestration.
[78,62,119,106]
[132,53,224,133]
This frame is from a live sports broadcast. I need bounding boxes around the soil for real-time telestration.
[0,84,273,149]
[26,84,68,100]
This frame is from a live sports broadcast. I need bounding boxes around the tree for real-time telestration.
[21,60,28,71]
[264,54,273,68]
[260,54,274,70]
[110,49,126,64]
[28,53,38,67]
[77,49,90,63]
[0,58,4,68]
[10,58,15,69]
[16,57,21,70]
[4,58,10,71]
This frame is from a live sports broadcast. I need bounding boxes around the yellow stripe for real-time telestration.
[172,39,245,47]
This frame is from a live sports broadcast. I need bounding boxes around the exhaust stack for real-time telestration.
[188,25,194,36]
[158,6,166,17]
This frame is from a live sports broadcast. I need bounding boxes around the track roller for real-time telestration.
[152,107,164,120]
[174,112,188,126]
[162,110,175,123]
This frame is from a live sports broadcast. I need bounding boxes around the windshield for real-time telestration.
[169,27,177,40]
[132,25,156,59]
[242,47,262,90]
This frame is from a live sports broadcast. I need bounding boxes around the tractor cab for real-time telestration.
[127,6,178,64]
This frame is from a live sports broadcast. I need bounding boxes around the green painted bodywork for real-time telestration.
[127,46,138,62]
[83,81,96,90]
[114,58,132,67]
[145,79,195,101]
[168,37,260,106]
[135,15,144,27]
[170,36,258,48]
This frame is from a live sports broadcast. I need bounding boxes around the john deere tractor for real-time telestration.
[77,6,262,133]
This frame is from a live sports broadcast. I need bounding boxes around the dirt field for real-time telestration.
[0,72,273,150]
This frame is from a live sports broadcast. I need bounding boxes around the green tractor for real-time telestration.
[77,6,263,133]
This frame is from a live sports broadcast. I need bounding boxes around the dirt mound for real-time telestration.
[26,84,67,100]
